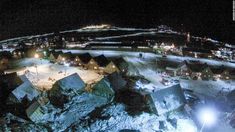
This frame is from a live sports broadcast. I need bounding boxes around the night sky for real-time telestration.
[0,0,234,44]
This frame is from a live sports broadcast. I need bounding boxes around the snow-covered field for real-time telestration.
[180,79,235,98]
[6,58,103,90]
[41,93,108,131]
[74,104,197,132]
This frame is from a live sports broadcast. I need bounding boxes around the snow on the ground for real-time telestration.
[6,58,103,90]
[156,54,235,68]
[40,93,107,132]
[74,104,197,132]
[0,113,49,132]
[180,79,235,98]
[125,56,176,91]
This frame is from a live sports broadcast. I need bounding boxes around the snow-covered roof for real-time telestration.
[56,73,85,91]
[12,75,40,102]
[149,84,186,115]
[93,54,110,67]
[107,72,127,91]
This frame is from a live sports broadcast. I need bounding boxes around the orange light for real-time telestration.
[34,53,39,58]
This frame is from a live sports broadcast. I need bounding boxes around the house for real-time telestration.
[221,69,231,80]
[12,49,25,59]
[157,59,184,76]
[113,57,129,74]
[78,53,92,66]
[48,51,63,62]
[88,55,110,71]
[91,77,115,101]
[72,55,82,66]
[0,51,12,72]
[182,48,213,58]
[56,52,72,64]
[34,51,45,58]
[87,58,100,70]
[106,72,127,92]
[229,69,235,80]
[26,100,44,122]
[104,61,120,74]
[180,61,211,80]
[0,57,9,72]
[25,48,37,58]
[0,72,22,103]
[210,66,226,80]
[7,75,40,105]
[49,73,86,107]
[200,66,214,80]
[145,84,186,115]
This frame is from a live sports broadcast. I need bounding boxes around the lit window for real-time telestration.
[94,66,97,70]
[112,65,115,68]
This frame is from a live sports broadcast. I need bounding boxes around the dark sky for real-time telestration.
[0,0,234,44]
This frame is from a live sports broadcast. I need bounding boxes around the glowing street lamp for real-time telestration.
[197,107,218,132]
[43,51,47,57]
[34,53,39,58]
[64,63,70,76]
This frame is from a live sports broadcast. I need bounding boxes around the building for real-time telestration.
[0,72,22,103]
[7,75,40,105]
[157,59,184,76]
[72,55,83,66]
[49,73,86,107]
[180,61,211,80]
[78,53,92,67]
[26,100,44,122]
[87,58,100,70]
[87,55,110,71]
[56,52,72,64]
[210,66,226,80]
[48,51,63,62]
[104,61,119,74]
[200,66,214,80]
[91,77,115,101]
[221,69,231,80]
[0,57,9,72]
[145,84,186,115]
[113,57,129,74]
[229,69,235,80]
[106,72,127,92]
[12,49,25,59]
[182,48,213,58]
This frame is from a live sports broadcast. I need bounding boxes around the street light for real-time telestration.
[34,53,39,58]
[64,63,70,76]
[43,51,47,57]
[197,107,218,132]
